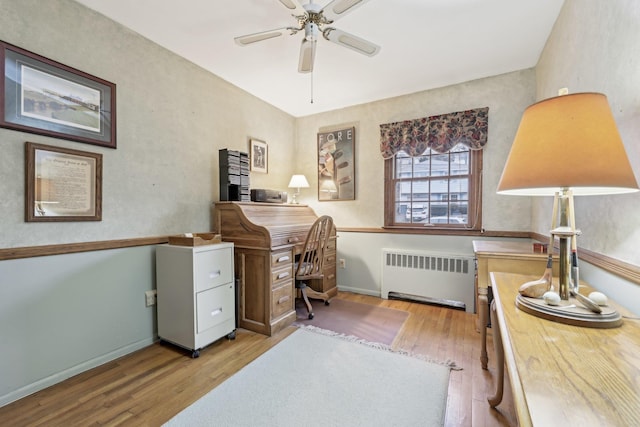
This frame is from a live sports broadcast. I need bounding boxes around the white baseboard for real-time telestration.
[0,338,155,408]
[337,285,380,298]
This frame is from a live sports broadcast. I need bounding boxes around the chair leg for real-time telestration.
[300,286,314,319]
[306,287,331,306]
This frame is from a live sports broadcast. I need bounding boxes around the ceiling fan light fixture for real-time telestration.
[298,39,316,73]
[304,22,319,41]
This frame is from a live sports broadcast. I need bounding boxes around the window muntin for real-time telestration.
[386,144,481,229]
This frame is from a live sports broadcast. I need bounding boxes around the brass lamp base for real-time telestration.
[516,294,622,328]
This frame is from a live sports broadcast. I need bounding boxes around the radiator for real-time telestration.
[381,249,475,313]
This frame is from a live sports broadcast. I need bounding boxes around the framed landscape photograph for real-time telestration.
[318,126,355,201]
[250,138,268,173]
[25,142,102,222]
[1,41,116,148]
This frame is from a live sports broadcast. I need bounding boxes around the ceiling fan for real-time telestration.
[234,0,380,73]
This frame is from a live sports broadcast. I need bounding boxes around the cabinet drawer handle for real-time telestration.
[277,255,290,263]
[209,270,221,279]
[210,307,222,317]
[277,295,290,304]
[277,272,290,280]
[327,273,335,280]
[288,237,300,243]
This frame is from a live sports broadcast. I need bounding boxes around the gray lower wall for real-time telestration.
[0,246,157,406]
[335,232,640,316]
[336,232,480,298]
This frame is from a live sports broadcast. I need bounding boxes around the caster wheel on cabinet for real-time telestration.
[191,350,200,358]
[227,330,236,340]
[324,300,330,306]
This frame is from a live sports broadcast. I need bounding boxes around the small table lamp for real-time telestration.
[497,92,639,300]
[288,174,309,204]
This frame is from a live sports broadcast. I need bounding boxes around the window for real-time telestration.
[384,143,482,229]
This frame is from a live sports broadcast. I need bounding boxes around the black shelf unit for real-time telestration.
[219,149,250,201]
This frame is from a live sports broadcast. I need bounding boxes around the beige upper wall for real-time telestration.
[6,0,637,269]
[292,69,536,232]
[0,0,538,250]
[535,0,640,265]
[0,0,295,248]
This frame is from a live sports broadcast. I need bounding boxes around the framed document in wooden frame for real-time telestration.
[1,41,116,149]
[25,142,102,222]
[318,126,355,201]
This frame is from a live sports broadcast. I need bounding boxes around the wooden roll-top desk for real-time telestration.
[212,202,337,336]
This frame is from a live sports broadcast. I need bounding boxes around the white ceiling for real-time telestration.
[74,0,565,117]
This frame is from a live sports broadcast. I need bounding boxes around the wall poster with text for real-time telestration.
[318,126,355,201]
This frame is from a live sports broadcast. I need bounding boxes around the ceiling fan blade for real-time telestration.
[234,27,291,46]
[323,28,380,56]
[298,38,316,73]
[321,0,371,23]
[277,0,306,16]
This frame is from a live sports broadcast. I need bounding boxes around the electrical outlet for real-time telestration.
[145,290,157,307]
[339,258,346,269]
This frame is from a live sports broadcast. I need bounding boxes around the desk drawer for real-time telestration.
[325,252,336,268]
[271,230,308,249]
[271,282,294,319]
[271,249,293,267]
[325,238,336,267]
[272,265,293,287]
[324,269,337,291]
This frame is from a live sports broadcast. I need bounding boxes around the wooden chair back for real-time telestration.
[294,215,334,281]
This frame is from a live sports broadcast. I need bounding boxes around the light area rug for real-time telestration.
[164,328,452,427]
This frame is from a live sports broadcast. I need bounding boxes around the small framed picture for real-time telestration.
[25,141,102,222]
[250,138,268,173]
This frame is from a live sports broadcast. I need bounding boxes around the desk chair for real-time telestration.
[295,215,334,319]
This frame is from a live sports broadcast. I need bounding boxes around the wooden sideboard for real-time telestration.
[473,240,557,292]
[212,202,337,336]
[473,240,559,368]
[489,272,640,426]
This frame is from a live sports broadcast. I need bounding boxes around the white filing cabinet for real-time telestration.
[156,242,235,358]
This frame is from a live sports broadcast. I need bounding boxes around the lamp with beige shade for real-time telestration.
[497,92,638,306]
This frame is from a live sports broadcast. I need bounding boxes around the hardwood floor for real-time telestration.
[0,292,516,426]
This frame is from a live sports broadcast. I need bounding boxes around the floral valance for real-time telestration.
[379,107,489,158]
